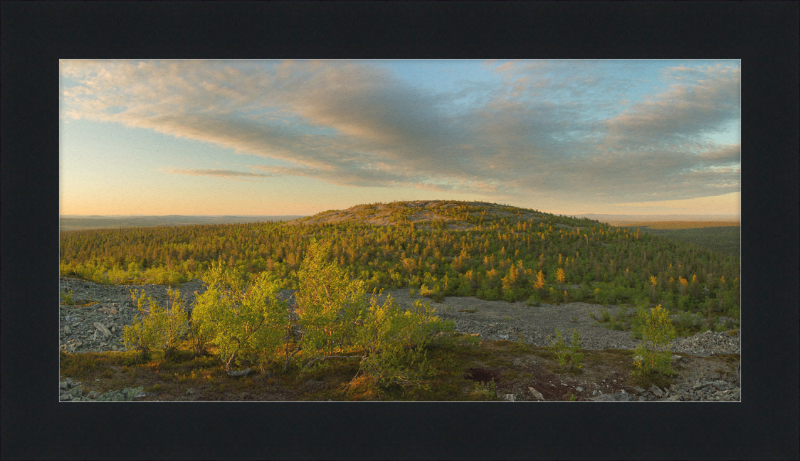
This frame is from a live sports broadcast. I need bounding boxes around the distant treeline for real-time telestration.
[623,226,740,257]
[60,201,740,319]
[59,216,305,232]
[618,221,740,229]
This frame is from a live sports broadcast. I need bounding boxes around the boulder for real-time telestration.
[649,385,664,397]
[96,386,144,401]
[528,387,545,401]
[93,322,111,338]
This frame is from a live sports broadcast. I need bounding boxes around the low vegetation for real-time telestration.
[631,304,678,379]
[59,200,740,320]
[617,221,740,229]
[622,225,740,257]
[59,200,741,400]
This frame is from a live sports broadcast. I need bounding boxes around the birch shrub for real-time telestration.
[292,239,453,391]
[123,287,188,360]
[191,264,288,376]
[355,294,452,390]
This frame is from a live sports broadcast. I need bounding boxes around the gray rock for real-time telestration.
[528,387,545,401]
[87,390,100,399]
[649,385,664,397]
[68,387,83,398]
[632,386,646,394]
[96,386,144,401]
[503,394,516,401]
[575,386,583,392]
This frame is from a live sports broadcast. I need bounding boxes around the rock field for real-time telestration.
[59,277,741,401]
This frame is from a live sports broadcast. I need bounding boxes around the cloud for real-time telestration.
[61,60,740,206]
[603,64,740,146]
[166,168,276,179]
[613,191,740,214]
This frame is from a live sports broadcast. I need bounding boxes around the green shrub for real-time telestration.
[472,378,497,399]
[547,328,583,371]
[294,239,453,392]
[123,288,187,359]
[502,288,518,303]
[549,287,561,303]
[356,296,451,390]
[632,304,677,377]
[525,292,541,306]
[191,263,287,376]
[60,290,75,306]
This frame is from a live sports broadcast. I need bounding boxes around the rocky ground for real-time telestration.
[59,277,741,402]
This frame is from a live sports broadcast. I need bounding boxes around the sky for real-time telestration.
[59,60,740,217]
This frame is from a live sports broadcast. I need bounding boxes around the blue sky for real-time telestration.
[59,60,740,216]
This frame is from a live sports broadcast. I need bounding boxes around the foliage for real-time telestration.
[295,239,370,361]
[60,289,75,305]
[547,328,584,371]
[293,239,454,391]
[632,304,678,377]
[525,292,541,306]
[60,200,740,321]
[191,263,287,375]
[472,378,498,399]
[626,225,740,257]
[122,288,188,360]
[355,297,444,390]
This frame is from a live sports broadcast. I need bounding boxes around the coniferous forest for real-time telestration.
[59,201,740,320]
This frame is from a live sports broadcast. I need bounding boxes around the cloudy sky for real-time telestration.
[59,60,740,217]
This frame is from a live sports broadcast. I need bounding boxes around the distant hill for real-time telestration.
[60,215,306,231]
[284,200,558,230]
[577,213,739,225]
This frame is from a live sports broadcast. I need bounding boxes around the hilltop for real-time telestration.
[284,200,564,230]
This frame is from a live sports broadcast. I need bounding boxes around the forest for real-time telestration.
[59,200,741,319]
[624,225,740,257]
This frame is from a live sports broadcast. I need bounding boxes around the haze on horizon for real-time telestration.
[60,60,740,218]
